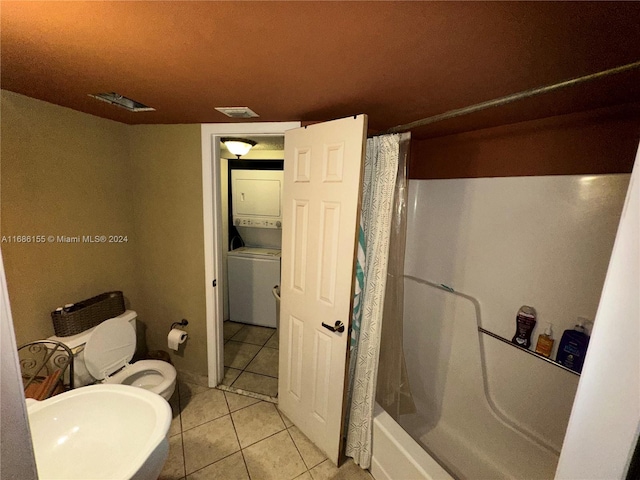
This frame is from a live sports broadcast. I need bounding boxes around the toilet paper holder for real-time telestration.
[170,319,188,331]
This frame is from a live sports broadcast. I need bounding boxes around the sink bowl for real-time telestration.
[26,384,171,480]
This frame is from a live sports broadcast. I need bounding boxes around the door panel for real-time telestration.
[291,200,309,292]
[317,201,340,304]
[286,315,304,400]
[279,115,367,464]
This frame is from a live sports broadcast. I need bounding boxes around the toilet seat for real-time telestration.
[105,360,176,398]
[84,317,176,399]
[84,318,136,381]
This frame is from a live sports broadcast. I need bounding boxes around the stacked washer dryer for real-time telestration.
[228,169,283,328]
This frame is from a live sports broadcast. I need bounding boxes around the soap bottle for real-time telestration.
[511,306,537,349]
[535,323,554,358]
[556,317,591,373]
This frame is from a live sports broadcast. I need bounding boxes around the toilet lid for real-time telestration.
[84,318,136,380]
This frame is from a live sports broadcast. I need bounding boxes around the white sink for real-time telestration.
[26,384,172,480]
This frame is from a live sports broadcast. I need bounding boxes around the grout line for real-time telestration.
[264,329,278,348]
[180,411,231,434]
[276,411,327,472]
[222,391,262,413]
[222,388,232,414]
[241,366,280,380]
[240,344,263,371]
[306,456,326,471]
[178,384,233,433]
[240,449,252,479]
[285,425,311,470]
[175,381,188,480]
[184,450,245,478]
[228,325,248,343]
[243,344,279,379]
[275,404,288,425]
[225,395,253,479]
[180,413,240,476]
[224,393,242,448]
[244,372,279,379]
[229,344,270,387]
[239,423,288,450]
[232,339,274,347]
[224,322,279,404]
[283,409,327,471]
[225,340,268,371]
[228,323,276,347]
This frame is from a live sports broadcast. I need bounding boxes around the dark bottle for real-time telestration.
[511,306,537,349]
[556,318,591,373]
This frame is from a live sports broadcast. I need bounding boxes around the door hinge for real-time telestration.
[212,279,217,287]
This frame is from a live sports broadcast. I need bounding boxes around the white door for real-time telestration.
[278,115,367,464]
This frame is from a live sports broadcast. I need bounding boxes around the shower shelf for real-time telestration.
[402,275,581,377]
[478,326,580,376]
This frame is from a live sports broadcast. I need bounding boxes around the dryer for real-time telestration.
[231,170,283,229]
[227,247,281,328]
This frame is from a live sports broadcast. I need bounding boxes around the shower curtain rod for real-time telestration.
[386,60,640,134]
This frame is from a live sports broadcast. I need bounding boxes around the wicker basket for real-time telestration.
[51,291,125,337]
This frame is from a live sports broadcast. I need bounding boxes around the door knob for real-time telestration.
[321,321,345,333]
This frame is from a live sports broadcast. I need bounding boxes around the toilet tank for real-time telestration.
[48,310,138,387]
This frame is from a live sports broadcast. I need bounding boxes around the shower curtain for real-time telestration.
[375,133,414,421]
[345,132,410,468]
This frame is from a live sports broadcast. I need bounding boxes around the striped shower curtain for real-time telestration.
[345,133,402,468]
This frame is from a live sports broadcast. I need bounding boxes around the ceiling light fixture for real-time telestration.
[221,138,257,159]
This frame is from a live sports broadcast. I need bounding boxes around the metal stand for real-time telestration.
[18,340,74,399]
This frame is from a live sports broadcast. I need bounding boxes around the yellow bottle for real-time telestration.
[535,323,554,358]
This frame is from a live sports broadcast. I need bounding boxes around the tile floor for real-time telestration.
[161,380,374,480]
[222,321,279,398]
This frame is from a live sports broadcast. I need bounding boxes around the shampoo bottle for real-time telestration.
[556,317,591,373]
[511,306,537,349]
[535,323,555,357]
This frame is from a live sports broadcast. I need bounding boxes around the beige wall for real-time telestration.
[128,124,207,376]
[1,92,208,377]
[0,91,137,345]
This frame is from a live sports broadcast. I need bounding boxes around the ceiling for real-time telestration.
[2,1,640,139]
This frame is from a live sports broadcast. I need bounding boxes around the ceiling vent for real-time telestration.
[215,107,259,118]
[88,92,155,112]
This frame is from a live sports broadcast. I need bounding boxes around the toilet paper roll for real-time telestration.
[167,328,188,351]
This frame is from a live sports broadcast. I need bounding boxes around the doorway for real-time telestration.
[221,136,284,399]
[202,117,368,464]
[200,122,300,392]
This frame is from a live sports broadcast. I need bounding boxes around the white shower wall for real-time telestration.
[404,174,629,452]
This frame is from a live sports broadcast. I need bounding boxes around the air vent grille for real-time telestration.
[215,107,259,118]
[88,93,155,112]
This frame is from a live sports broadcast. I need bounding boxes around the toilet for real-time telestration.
[49,310,177,401]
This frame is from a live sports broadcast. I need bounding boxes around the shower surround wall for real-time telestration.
[400,174,628,477]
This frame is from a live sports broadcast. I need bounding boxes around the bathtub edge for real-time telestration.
[371,403,453,480]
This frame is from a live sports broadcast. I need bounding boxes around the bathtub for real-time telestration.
[371,403,452,480]
[371,276,570,480]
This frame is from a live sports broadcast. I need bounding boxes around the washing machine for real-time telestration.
[227,247,281,328]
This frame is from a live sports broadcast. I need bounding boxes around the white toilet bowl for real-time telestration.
[106,359,177,400]
[50,311,177,401]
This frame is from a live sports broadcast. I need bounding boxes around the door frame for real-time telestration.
[201,122,301,387]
